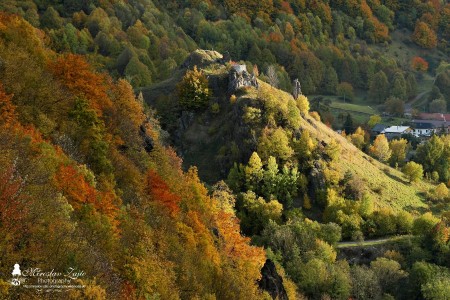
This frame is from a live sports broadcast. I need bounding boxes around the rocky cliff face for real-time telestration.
[228,64,259,92]
[258,260,288,300]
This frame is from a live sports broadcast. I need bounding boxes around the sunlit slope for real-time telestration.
[142,52,432,212]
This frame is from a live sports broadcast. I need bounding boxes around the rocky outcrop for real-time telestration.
[140,122,154,153]
[181,49,223,69]
[228,65,259,92]
[292,78,302,99]
[308,160,327,201]
[258,260,288,300]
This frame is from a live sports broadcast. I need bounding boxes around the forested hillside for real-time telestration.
[0,14,271,299]
[0,0,449,299]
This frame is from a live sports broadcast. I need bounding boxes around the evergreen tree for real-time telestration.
[343,114,355,134]
[369,71,389,103]
[322,66,338,95]
[262,156,279,199]
[405,73,417,98]
[390,72,407,99]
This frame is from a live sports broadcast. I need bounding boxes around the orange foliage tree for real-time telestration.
[0,83,17,127]
[412,21,437,49]
[54,165,119,221]
[411,56,429,72]
[280,1,294,14]
[0,163,29,236]
[145,170,181,217]
[215,211,265,262]
[48,54,112,115]
[373,18,389,41]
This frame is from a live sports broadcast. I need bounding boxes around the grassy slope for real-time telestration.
[237,81,433,212]
[141,54,434,212]
[329,101,377,115]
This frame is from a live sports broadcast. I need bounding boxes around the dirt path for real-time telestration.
[337,235,412,248]
[405,91,430,113]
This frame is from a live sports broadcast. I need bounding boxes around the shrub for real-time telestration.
[429,183,449,201]
[309,111,320,121]
[210,102,220,114]
[230,94,237,104]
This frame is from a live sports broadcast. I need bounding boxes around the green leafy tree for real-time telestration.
[322,66,338,94]
[368,115,381,128]
[384,97,404,116]
[125,56,152,87]
[396,211,414,234]
[258,128,294,162]
[402,161,423,182]
[351,265,382,300]
[430,183,449,201]
[69,98,113,175]
[412,213,440,235]
[406,73,417,98]
[421,276,450,300]
[429,99,446,113]
[239,191,282,235]
[416,135,445,176]
[389,138,408,167]
[262,156,279,199]
[227,163,245,192]
[428,86,444,104]
[409,262,444,299]
[435,70,450,100]
[370,258,408,296]
[337,82,354,102]
[40,6,63,29]
[177,66,211,110]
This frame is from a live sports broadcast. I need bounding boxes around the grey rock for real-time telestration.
[228,65,259,92]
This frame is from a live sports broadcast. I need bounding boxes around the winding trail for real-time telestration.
[404,91,430,114]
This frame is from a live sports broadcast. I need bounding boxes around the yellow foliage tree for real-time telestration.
[370,134,392,162]
[296,94,310,115]
[177,66,211,110]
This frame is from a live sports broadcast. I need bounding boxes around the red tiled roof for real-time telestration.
[418,113,445,121]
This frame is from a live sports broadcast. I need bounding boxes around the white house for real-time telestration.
[411,122,437,137]
[381,126,412,139]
